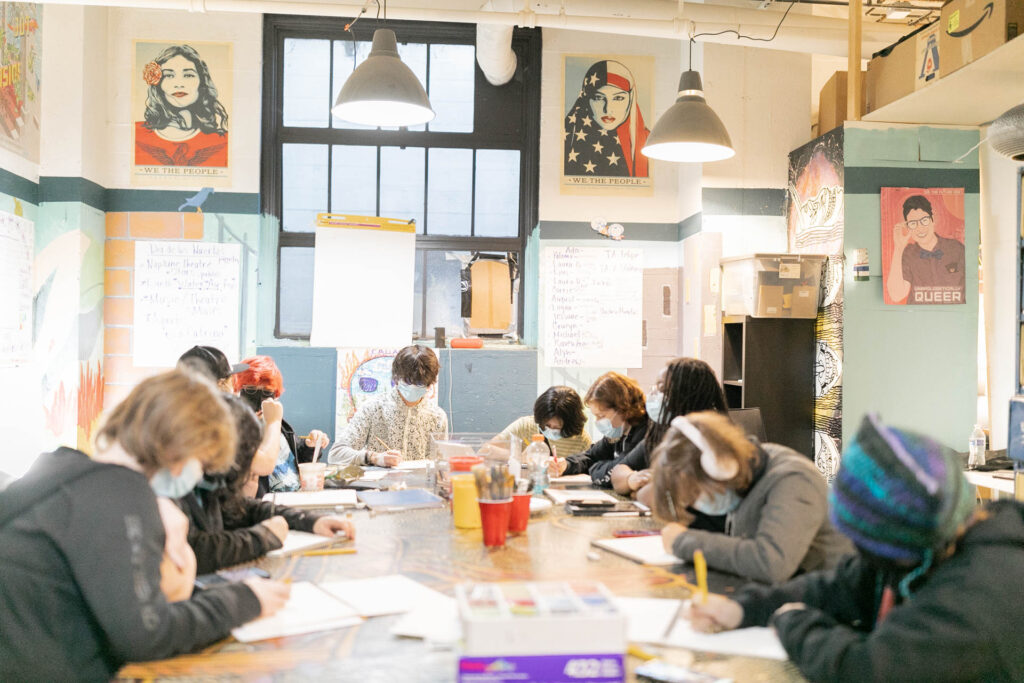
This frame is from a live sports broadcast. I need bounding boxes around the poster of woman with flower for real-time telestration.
[561,54,653,195]
[132,41,232,187]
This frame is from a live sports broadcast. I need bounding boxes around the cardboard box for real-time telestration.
[756,285,785,317]
[789,285,820,318]
[818,70,866,133]
[866,21,942,112]
[940,0,1024,75]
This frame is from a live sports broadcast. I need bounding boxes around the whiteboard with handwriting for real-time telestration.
[0,211,33,368]
[542,246,642,367]
[133,240,241,367]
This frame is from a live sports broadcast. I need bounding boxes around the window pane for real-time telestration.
[427,148,472,236]
[284,38,331,128]
[413,251,424,336]
[331,145,377,216]
[279,247,315,336]
[428,44,475,133]
[424,250,466,335]
[388,42,428,132]
[282,144,328,232]
[331,40,372,130]
[380,146,425,231]
[474,149,519,237]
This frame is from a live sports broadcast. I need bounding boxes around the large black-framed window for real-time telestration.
[262,15,541,340]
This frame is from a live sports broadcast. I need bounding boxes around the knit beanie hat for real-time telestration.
[830,413,975,566]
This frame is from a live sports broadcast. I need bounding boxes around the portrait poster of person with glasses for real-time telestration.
[881,187,966,305]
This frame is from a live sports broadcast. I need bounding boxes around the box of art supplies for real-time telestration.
[721,254,826,318]
[939,0,1024,75]
[456,581,627,683]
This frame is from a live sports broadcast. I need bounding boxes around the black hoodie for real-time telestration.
[0,448,261,682]
[734,501,1024,682]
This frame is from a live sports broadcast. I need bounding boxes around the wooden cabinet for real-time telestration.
[722,315,815,458]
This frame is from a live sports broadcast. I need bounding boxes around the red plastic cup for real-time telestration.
[450,455,484,472]
[508,493,531,533]
[479,499,512,547]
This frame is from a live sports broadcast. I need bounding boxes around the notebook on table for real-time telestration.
[544,488,618,505]
[590,535,680,566]
[261,489,359,508]
[230,582,362,643]
[266,531,348,558]
[356,488,445,511]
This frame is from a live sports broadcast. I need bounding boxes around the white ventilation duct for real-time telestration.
[476,23,517,86]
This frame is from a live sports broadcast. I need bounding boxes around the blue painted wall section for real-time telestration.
[436,348,538,434]
[257,346,338,440]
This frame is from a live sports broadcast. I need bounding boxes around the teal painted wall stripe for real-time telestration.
[702,188,786,216]
[845,167,980,195]
[0,166,38,204]
[39,177,105,210]
[679,211,702,239]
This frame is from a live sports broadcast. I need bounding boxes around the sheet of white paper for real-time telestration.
[319,575,450,617]
[548,473,593,485]
[544,488,618,505]
[262,489,359,508]
[591,536,679,566]
[389,594,461,644]
[616,597,787,661]
[266,531,338,558]
[231,582,362,643]
[395,460,430,470]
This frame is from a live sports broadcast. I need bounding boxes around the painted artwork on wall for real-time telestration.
[881,187,965,306]
[335,348,439,438]
[561,55,653,194]
[0,3,41,162]
[132,41,232,187]
[788,128,844,479]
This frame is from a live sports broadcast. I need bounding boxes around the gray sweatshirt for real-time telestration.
[672,442,853,584]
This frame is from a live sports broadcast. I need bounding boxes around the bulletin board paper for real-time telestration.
[541,246,642,368]
[0,211,33,367]
[133,240,241,367]
[310,225,416,348]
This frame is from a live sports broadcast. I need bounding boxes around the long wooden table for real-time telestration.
[118,475,806,682]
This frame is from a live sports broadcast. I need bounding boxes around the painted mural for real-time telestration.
[787,128,844,479]
[335,348,439,439]
[0,3,41,162]
[132,41,232,187]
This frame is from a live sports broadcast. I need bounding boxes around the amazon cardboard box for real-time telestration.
[939,0,1024,74]
[818,71,866,133]
[866,21,942,112]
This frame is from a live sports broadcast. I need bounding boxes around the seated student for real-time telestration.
[551,372,649,481]
[0,370,289,681]
[180,394,355,574]
[328,345,448,468]
[652,411,851,584]
[684,415,1024,683]
[178,345,283,490]
[235,355,331,496]
[607,357,728,494]
[496,386,592,459]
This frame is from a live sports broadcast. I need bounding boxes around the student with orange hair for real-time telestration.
[235,355,331,496]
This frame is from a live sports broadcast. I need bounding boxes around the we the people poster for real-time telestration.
[881,187,965,305]
[132,40,232,187]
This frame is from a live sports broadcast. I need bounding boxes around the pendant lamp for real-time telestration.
[332,28,434,127]
[641,69,734,163]
[988,102,1024,161]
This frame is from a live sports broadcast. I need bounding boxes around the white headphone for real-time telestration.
[670,415,739,481]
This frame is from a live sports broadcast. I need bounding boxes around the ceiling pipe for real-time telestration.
[476,1,518,86]
[42,0,909,57]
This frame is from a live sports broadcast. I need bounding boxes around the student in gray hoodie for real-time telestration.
[652,411,852,584]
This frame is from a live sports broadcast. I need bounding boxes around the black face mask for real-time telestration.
[240,386,276,412]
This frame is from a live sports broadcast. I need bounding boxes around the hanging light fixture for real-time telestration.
[332,27,435,128]
[988,102,1024,161]
[641,68,734,163]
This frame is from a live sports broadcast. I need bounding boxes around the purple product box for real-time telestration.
[458,654,625,683]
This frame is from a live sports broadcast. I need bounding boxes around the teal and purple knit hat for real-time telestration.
[830,414,975,564]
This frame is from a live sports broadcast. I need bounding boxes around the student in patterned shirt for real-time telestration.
[328,346,449,468]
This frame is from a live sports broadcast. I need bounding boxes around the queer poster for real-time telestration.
[132,40,232,187]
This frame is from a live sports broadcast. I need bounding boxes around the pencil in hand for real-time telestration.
[693,549,708,604]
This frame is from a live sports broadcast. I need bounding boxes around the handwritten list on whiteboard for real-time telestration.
[0,212,33,367]
[542,246,643,368]
[133,241,241,367]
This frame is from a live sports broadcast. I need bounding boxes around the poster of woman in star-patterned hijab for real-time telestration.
[562,55,653,193]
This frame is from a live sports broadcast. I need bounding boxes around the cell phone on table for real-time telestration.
[194,567,271,590]
[566,499,615,508]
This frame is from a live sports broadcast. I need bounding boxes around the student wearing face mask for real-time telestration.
[652,411,851,584]
[551,372,649,479]
[496,386,592,459]
[234,355,332,496]
[328,345,449,468]
[0,370,290,681]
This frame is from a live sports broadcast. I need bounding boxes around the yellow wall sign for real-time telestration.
[315,213,416,234]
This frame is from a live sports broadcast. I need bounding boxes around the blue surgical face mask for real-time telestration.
[397,381,428,403]
[692,488,742,516]
[595,417,623,440]
[645,391,664,423]
[150,458,204,499]
[541,427,563,441]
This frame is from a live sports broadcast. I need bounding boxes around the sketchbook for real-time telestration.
[548,473,594,486]
[261,489,359,508]
[231,582,362,643]
[356,488,445,511]
[265,531,345,558]
[590,535,680,566]
[319,574,450,617]
[544,488,618,505]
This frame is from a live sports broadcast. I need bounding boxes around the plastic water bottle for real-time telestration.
[968,424,987,470]
[524,434,551,497]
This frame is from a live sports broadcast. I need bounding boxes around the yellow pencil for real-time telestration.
[626,644,658,661]
[301,547,358,557]
[694,549,708,604]
[372,435,390,451]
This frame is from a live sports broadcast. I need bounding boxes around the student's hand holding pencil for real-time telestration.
[660,522,687,552]
[312,515,356,540]
[683,593,744,633]
[260,515,289,544]
[303,429,330,449]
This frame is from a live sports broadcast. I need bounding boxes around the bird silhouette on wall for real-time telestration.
[178,187,215,213]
